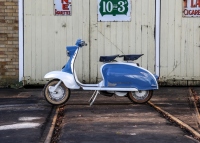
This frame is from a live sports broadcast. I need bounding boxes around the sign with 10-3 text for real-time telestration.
[98,0,131,21]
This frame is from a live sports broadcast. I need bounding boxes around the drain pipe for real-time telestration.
[18,0,24,82]
[155,0,160,77]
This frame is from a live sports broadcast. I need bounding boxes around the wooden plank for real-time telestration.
[174,0,182,79]
[181,15,187,79]
[116,22,123,55]
[187,19,194,79]
[77,0,83,82]
[110,22,117,55]
[73,0,82,81]
[141,0,148,69]
[135,0,142,65]
[147,0,155,73]
[35,0,42,81]
[97,22,105,80]
[90,0,98,83]
[129,0,136,55]
[82,0,90,82]
[54,16,62,70]
[41,0,48,81]
[104,22,111,55]
[193,19,200,78]
[30,0,36,81]
[24,0,32,78]
[160,0,169,79]
[122,22,129,56]
[167,0,175,78]
[47,2,55,73]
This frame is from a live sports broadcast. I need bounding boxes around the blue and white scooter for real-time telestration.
[43,39,158,106]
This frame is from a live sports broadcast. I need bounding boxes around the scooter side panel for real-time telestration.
[44,71,80,89]
[62,46,78,74]
[101,63,158,90]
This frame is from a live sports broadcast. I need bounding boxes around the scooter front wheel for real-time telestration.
[43,79,70,105]
[128,90,153,104]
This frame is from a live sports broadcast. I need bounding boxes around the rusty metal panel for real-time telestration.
[160,0,200,85]
[24,0,90,84]
[90,0,156,83]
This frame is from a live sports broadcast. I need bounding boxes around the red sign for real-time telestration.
[54,0,72,16]
[183,0,200,17]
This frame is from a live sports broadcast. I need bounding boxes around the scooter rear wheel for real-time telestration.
[43,79,70,105]
[128,90,153,104]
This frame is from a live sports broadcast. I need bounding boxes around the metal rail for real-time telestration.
[148,88,200,141]
[44,105,65,143]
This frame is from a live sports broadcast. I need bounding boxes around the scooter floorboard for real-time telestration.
[82,87,138,91]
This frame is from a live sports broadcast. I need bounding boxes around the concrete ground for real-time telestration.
[151,87,200,133]
[59,88,200,143]
[0,87,200,143]
[0,88,54,143]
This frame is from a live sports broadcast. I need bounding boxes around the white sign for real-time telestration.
[54,0,72,16]
[98,0,131,21]
[183,0,200,17]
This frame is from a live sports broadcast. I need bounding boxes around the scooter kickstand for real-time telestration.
[89,90,99,106]
[88,90,97,103]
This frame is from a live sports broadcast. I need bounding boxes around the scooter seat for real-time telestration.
[99,55,119,62]
[120,54,143,61]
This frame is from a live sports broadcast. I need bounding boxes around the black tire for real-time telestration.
[128,90,153,104]
[43,79,70,105]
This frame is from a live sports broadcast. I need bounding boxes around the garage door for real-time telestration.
[23,0,156,84]
[160,0,200,85]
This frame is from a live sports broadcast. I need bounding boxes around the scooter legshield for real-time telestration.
[44,71,80,89]
[101,63,158,90]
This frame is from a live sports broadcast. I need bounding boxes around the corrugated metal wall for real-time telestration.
[24,0,156,84]
[160,0,200,86]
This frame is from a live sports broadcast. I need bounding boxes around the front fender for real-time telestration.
[44,71,80,89]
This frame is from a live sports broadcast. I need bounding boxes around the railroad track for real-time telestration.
[148,88,200,141]
[44,105,65,143]
[44,88,200,143]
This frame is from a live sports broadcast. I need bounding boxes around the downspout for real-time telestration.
[18,0,24,82]
[155,0,160,76]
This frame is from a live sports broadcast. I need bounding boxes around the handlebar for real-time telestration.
[80,40,87,47]
[75,39,87,47]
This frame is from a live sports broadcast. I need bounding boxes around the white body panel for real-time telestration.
[44,70,138,93]
[82,86,138,91]
[44,71,80,89]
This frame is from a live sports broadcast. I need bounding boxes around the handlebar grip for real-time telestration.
[80,41,87,47]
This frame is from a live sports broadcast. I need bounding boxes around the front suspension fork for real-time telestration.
[48,80,62,93]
